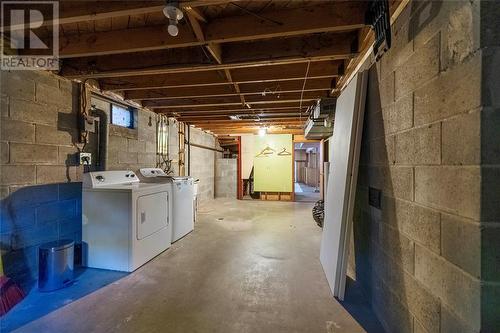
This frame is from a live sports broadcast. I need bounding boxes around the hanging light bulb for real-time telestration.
[163,1,184,37]
[258,127,267,136]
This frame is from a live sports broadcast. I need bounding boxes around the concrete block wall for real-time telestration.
[479,2,500,331]
[91,96,157,172]
[189,127,219,202]
[0,70,82,289]
[0,69,222,290]
[215,158,237,198]
[352,1,499,332]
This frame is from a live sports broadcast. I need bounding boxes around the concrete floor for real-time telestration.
[294,182,321,202]
[15,199,379,333]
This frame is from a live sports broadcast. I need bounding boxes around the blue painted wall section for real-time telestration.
[0,182,82,291]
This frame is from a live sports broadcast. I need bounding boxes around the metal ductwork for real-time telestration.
[304,98,336,140]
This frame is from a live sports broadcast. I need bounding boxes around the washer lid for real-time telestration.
[140,168,167,178]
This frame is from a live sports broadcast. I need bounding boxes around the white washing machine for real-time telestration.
[82,170,172,272]
[140,168,194,243]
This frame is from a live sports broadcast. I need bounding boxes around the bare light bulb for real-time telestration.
[163,3,183,37]
[168,21,179,36]
[258,127,267,136]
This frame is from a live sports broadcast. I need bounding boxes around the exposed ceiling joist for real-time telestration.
[176,112,304,120]
[6,1,236,31]
[124,78,332,100]
[223,69,246,107]
[99,61,341,91]
[162,105,309,115]
[142,90,324,108]
[58,2,366,58]
[184,7,224,65]
[150,98,317,109]
[61,32,356,79]
[129,88,329,101]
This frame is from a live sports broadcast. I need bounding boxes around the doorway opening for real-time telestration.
[294,142,321,202]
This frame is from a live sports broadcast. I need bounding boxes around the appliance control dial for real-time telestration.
[95,175,105,182]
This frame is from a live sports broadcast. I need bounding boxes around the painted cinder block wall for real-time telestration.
[352,1,499,332]
[0,71,83,289]
[215,158,237,198]
[189,127,220,202]
[0,70,219,289]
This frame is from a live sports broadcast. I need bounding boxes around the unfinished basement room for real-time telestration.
[0,0,499,332]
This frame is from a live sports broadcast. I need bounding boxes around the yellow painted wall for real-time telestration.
[254,134,293,192]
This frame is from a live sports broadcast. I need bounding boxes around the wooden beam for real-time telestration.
[186,118,305,124]
[183,6,207,23]
[129,88,329,101]
[332,0,410,93]
[60,25,202,58]
[156,102,309,113]
[207,43,223,64]
[58,2,367,58]
[168,113,307,120]
[124,78,333,100]
[143,91,325,108]
[6,1,236,31]
[204,2,367,43]
[224,69,246,107]
[64,56,343,80]
[100,61,341,91]
[186,10,206,42]
[148,98,317,109]
[174,112,306,119]
[185,6,223,65]
[162,105,309,115]
[61,32,355,79]
[177,113,304,120]
[210,128,303,135]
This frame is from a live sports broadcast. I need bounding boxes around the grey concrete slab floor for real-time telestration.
[15,199,383,333]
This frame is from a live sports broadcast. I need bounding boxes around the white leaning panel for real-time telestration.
[320,71,368,300]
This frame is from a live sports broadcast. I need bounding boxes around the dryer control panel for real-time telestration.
[83,170,139,188]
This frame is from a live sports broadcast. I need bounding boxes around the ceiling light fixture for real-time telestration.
[163,0,184,37]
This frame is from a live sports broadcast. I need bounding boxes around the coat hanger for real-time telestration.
[277,147,291,156]
[256,145,276,157]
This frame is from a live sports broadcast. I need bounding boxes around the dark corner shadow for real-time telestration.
[349,59,409,331]
[338,277,386,333]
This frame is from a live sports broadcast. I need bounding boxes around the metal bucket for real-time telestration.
[38,239,74,292]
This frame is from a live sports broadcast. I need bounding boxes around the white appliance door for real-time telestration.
[172,180,194,242]
[137,192,168,240]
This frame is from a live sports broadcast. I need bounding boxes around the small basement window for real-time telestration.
[111,104,135,128]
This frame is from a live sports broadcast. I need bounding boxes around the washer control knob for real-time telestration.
[95,175,104,182]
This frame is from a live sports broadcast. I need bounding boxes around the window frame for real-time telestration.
[111,103,136,129]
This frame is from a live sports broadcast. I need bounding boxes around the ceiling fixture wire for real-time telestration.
[299,60,311,123]
[229,2,283,26]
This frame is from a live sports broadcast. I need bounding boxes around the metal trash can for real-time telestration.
[38,239,74,292]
